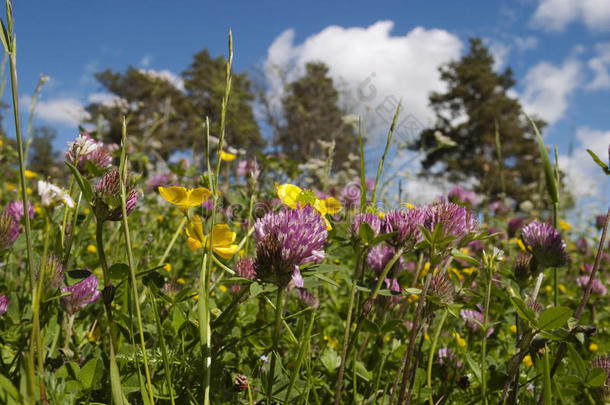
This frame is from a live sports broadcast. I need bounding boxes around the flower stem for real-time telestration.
[334,250,363,405]
[267,287,286,404]
[427,309,447,405]
[481,272,493,405]
[157,216,187,266]
[2,5,39,399]
[119,119,155,404]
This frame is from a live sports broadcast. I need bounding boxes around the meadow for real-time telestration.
[0,5,609,405]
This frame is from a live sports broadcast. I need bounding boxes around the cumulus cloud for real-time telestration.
[532,0,610,32]
[587,42,610,90]
[22,95,90,127]
[559,127,610,198]
[264,21,463,143]
[488,41,510,71]
[515,36,539,52]
[138,68,185,92]
[520,59,583,124]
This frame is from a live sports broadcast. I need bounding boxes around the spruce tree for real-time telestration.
[411,38,545,204]
[276,62,359,170]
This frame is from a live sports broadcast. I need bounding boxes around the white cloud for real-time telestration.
[488,41,510,71]
[587,42,610,90]
[515,36,539,52]
[264,21,463,143]
[22,95,90,127]
[88,92,128,109]
[138,68,185,92]
[559,127,610,198]
[520,59,583,124]
[140,54,153,68]
[532,0,610,32]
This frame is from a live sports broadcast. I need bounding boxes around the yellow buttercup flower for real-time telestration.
[559,220,571,231]
[163,263,172,272]
[589,343,599,352]
[523,355,533,368]
[24,170,37,179]
[275,183,342,230]
[220,151,237,161]
[87,244,97,253]
[159,186,212,213]
[403,203,415,209]
[186,215,238,259]
[510,325,517,333]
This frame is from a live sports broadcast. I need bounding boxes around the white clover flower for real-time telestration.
[67,134,99,158]
[37,180,75,208]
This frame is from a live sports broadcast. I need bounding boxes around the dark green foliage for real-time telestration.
[410,38,546,204]
[86,49,264,159]
[182,49,265,153]
[27,126,66,180]
[276,62,359,170]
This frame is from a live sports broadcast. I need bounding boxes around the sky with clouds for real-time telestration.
[3,0,609,207]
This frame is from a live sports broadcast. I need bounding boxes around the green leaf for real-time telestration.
[538,307,572,331]
[355,361,371,381]
[249,282,263,298]
[567,345,587,379]
[66,269,93,285]
[586,149,610,175]
[542,346,552,405]
[312,273,340,288]
[359,222,375,244]
[81,358,104,390]
[450,248,480,266]
[108,263,130,280]
[465,353,481,383]
[529,117,558,204]
[509,296,538,329]
[587,368,606,387]
[0,373,21,402]
[65,161,94,204]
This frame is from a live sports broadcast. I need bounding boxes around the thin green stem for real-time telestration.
[267,288,286,404]
[371,101,401,206]
[157,216,187,266]
[119,120,155,404]
[481,273,493,405]
[148,288,176,405]
[335,250,364,405]
[199,251,212,405]
[427,309,448,405]
[4,16,39,400]
[284,307,316,403]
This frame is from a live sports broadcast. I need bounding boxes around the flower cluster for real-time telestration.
[94,170,138,221]
[0,213,19,252]
[254,204,327,288]
[4,201,34,222]
[521,220,569,268]
[60,274,100,315]
[65,132,112,176]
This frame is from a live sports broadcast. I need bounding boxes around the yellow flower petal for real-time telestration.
[187,238,202,251]
[322,197,342,215]
[276,183,302,209]
[211,224,236,246]
[24,170,37,179]
[214,244,239,259]
[220,151,237,161]
[186,188,212,206]
[159,186,188,205]
[186,215,205,245]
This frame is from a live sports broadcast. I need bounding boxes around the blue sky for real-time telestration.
[3,0,610,205]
